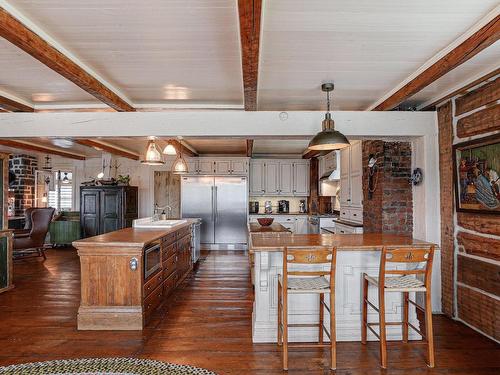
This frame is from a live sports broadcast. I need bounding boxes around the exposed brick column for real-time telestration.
[9,154,38,216]
[437,101,455,318]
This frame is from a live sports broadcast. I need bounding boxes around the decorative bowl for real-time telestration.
[257,218,274,226]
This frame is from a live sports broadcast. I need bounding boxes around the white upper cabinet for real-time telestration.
[231,160,248,175]
[339,140,363,214]
[186,158,249,176]
[264,161,280,195]
[249,161,265,195]
[249,159,310,197]
[279,161,294,195]
[293,162,309,195]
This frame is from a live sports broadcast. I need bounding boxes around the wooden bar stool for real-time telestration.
[362,246,435,368]
[277,246,337,371]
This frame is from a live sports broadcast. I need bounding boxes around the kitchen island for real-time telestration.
[249,233,439,343]
[73,220,196,330]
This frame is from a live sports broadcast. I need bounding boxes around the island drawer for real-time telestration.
[162,242,176,259]
[162,232,176,246]
[144,270,164,298]
[143,283,163,318]
[163,271,177,297]
[176,226,191,240]
[162,254,177,279]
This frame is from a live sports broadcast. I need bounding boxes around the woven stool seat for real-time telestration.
[365,274,426,292]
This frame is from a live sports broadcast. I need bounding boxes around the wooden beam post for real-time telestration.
[0,7,135,112]
[0,94,33,112]
[238,0,262,111]
[74,139,140,160]
[373,15,500,111]
[246,139,254,157]
[0,140,85,160]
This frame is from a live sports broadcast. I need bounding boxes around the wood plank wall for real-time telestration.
[437,74,500,341]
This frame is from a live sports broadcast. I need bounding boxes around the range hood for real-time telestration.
[320,168,340,181]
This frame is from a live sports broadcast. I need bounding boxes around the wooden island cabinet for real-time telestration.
[73,220,194,330]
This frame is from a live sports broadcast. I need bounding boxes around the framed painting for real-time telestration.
[453,134,500,214]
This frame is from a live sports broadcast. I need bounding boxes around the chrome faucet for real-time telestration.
[153,203,173,221]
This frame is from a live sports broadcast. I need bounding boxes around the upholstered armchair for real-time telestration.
[13,208,55,260]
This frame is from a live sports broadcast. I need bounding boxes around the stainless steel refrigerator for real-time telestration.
[181,176,248,246]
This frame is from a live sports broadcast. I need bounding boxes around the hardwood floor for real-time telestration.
[0,248,499,374]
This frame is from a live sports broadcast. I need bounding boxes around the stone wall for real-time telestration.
[362,141,413,235]
[9,154,38,216]
[437,74,499,340]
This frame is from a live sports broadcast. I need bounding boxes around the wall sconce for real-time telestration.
[367,154,379,200]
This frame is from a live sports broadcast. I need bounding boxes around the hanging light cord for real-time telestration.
[326,89,331,113]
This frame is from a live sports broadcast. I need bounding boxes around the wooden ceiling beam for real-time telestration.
[372,14,500,111]
[169,140,197,157]
[238,0,262,111]
[0,94,33,112]
[246,139,254,157]
[0,7,135,112]
[0,140,85,160]
[74,139,140,160]
[302,149,321,159]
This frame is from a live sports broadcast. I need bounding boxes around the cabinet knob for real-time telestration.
[129,257,138,271]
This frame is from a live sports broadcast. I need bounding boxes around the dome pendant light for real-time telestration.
[141,138,165,165]
[162,140,177,156]
[171,141,188,174]
[308,83,350,151]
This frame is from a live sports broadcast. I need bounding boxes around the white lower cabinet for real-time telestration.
[335,222,363,234]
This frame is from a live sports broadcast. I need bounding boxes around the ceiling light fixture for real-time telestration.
[141,138,165,165]
[163,140,177,155]
[308,83,350,151]
[171,140,188,174]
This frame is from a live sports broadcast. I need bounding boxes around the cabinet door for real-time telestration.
[186,159,198,175]
[293,162,309,196]
[264,161,279,195]
[198,159,215,174]
[340,147,350,178]
[294,217,307,234]
[80,189,100,238]
[100,190,121,234]
[249,161,265,195]
[350,141,362,176]
[279,161,293,195]
[350,173,363,208]
[339,175,350,206]
[123,188,138,227]
[231,160,248,175]
[215,160,231,175]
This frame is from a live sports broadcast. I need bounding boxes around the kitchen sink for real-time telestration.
[133,218,187,228]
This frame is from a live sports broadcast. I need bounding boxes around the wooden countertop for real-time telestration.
[248,222,290,233]
[250,233,436,252]
[73,219,196,248]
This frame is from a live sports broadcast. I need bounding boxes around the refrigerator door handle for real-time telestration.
[211,185,215,222]
[214,186,218,222]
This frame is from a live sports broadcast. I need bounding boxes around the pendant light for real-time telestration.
[162,140,177,156]
[141,138,165,165]
[171,141,188,174]
[308,83,350,151]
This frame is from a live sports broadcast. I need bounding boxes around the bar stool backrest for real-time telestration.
[283,246,337,288]
[379,246,435,288]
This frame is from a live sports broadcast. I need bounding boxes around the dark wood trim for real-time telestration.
[0,139,85,160]
[170,140,197,157]
[238,0,262,111]
[374,15,500,111]
[0,94,33,112]
[421,68,500,111]
[75,139,140,160]
[456,103,500,138]
[302,150,321,159]
[455,76,500,116]
[246,139,254,157]
[0,7,134,112]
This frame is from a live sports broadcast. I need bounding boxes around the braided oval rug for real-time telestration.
[0,358,218,375]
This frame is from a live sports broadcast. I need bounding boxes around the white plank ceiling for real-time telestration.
[257,0,499,110]
[7,0,243,107]
[0,0,497,112]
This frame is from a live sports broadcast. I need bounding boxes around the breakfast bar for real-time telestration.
[249,233,439,343]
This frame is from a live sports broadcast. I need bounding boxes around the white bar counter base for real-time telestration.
[252,250,422,343]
